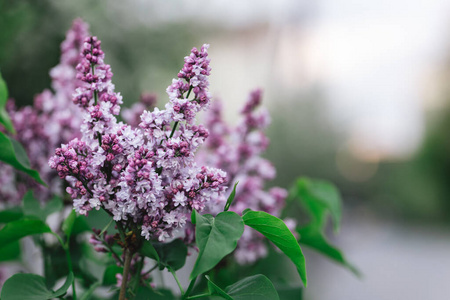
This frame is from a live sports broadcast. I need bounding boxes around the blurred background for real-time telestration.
[2,0,450,298]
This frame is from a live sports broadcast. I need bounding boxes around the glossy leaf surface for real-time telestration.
[243,210,307,286]
[190,210,244,280]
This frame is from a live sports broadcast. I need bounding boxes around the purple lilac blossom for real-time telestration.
[49,39,227,241]
[0,19,88,205]
[201,89,295,264]
[122,93,157,127]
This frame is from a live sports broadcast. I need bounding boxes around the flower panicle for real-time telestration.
[201,89,290,264]
[50,39,227,242]
[0,19,89,205]
[73,35,122,115]
[164,44,212,125]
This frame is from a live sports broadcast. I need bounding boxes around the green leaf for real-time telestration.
[276,286,303,300]
[135,287,175,300]
[140,240,160,263]
[62,210,77,239]
[242,211,307,287]
[1,272,73,300]
[0,207,23,223]
[190,210,244,280]
[0,219,51,250]
[224,181,239,211]
[0,241,21,262]
[294,177,360,275]
[102,265,123,285]
[0,71,15,133]
[297,226,360,276]
[153,238,187,271]
[53,272,74,298]
[206,275,233,300]
[296,177,342,231]
[80,281,100,300]
[22,192,61,222]
[0,132,46,185]
[71,215,92,235]
[1,274,52,300]
[84,208,115,232]
[22,191,41,219]
[225,274,280,300]
[42,196,63,219]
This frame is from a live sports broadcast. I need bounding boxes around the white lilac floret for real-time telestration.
[49,38,227,241]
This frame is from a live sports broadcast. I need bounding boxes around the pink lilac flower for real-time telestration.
[122,93,157,127]
[49,39,227,241]
[0,19,89,205]
[200,89,292,264]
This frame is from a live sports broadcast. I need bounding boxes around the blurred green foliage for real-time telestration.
[0,0,64,106]
[0,0,207,108]
[266,88,450,223]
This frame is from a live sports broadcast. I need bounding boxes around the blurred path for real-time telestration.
[304,217,450,300]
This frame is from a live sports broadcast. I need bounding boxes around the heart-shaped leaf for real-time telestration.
[225,274,280,300]
[190,210,244,280]
[206,275,233,300]
[140,240,160,263]
[152,238,187,271]
[1,272,73,300]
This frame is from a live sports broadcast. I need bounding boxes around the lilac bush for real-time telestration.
[0,19,355,300]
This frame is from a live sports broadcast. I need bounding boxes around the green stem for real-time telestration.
[168,86,193,139]
[54,234,77,300]
[131,256,145,297]
[119,249,133,300]
[99,219,114,236]
[186,293,211,300]
[183,276,197,300]
[169,268,185,295]
[141,263,158,277]
[91,59,98,106]
[186,86,193,99]
[169,121,179,138]
[102,239,123,265]
[116,221,127,243]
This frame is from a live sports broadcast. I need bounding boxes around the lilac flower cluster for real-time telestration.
[201,90,294,264]
[165,44,211,124]
[0,19,89,205]
[49,39,227,241]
